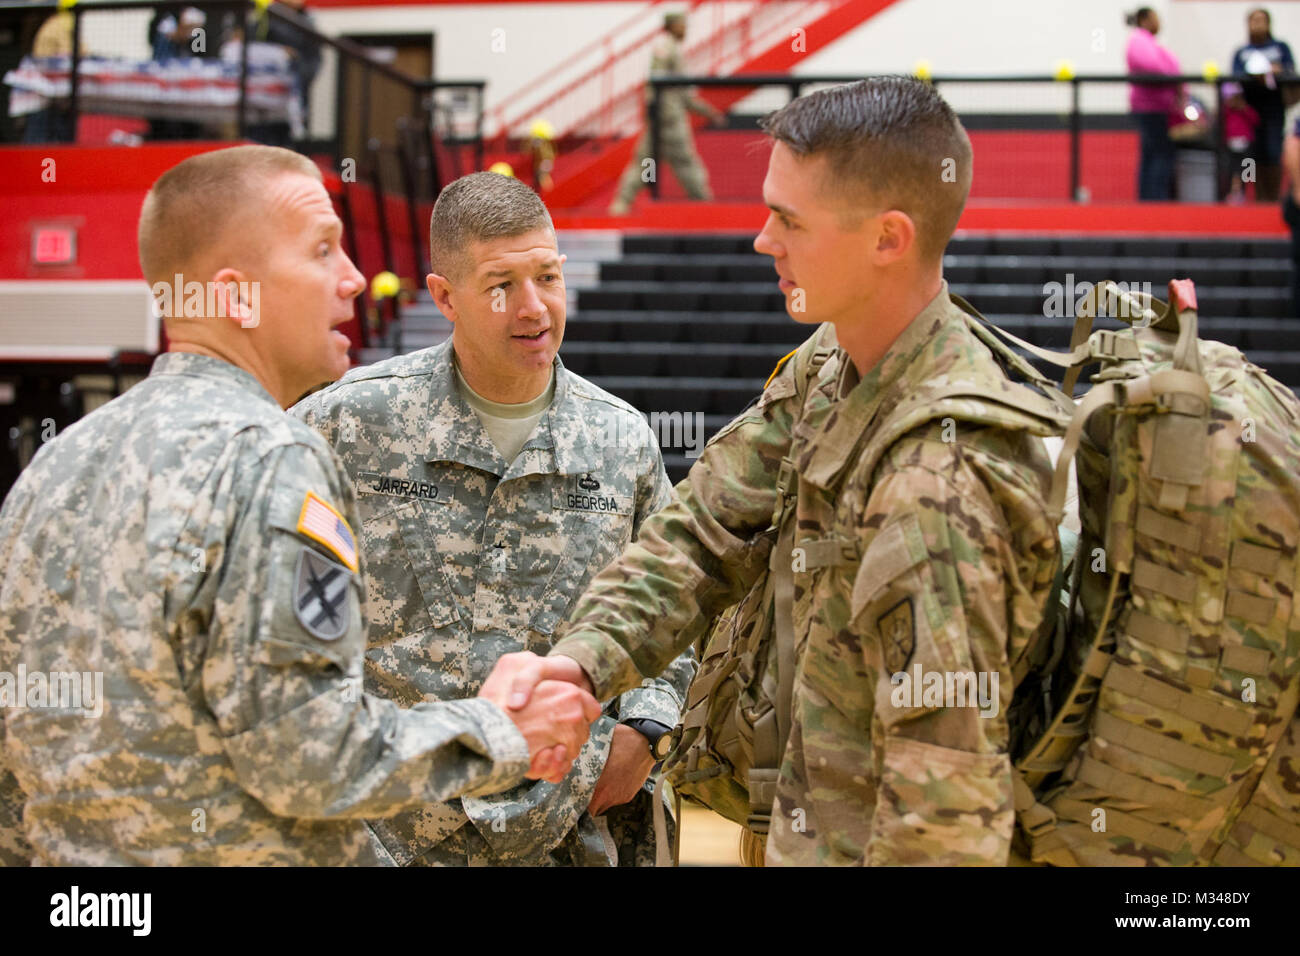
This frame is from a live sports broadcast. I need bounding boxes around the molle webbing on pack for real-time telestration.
[1004,279,1300,866]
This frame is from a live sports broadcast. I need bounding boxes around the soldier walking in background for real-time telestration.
[608,11,724,215]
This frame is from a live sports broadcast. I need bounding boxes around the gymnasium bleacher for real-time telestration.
[377,231,1297,483]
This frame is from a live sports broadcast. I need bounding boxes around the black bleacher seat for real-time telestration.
[565,232,1297,483]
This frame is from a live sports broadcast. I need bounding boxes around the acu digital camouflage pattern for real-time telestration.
[553,283,1065,865]
[292,337,694,866]
[1019,295,1300,866]
[0,352,532,866]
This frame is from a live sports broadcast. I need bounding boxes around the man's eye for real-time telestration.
[318,243,331,257]
[540,273,559,283]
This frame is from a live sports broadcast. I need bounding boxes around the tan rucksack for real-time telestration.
[1004,279,1300,865]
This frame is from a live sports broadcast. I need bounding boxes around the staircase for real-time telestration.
[484,0,899,207]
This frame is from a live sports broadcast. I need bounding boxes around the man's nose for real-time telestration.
[754,219,781,258]
[517,279,546,319]
[340,254,365,299]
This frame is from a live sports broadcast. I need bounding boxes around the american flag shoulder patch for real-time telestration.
[296,490,359,572]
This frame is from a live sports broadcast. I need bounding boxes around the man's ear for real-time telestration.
[872,210,917,265]
[427,272,458,324]
[210,267,258,328]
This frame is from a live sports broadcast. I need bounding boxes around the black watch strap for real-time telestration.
[622,718,672,758]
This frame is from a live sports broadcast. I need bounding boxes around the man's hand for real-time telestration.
[481,650,595,711]
[588,723,656,816]
[479,675,601,784]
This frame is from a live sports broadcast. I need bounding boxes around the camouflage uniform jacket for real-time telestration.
[0,352,531,866]
[552,284,1062,865]
[647,32,712,122]
[292,338,694,866]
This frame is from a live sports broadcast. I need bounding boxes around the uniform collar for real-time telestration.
[149,350,282,409]
[797,281,957,488]
[422,337,602,479]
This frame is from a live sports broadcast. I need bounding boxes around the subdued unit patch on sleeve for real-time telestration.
[296,490,359,571]
[878,597,916,674]
[293,548,353,642]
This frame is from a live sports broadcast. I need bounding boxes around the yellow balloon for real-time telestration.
[913,59,932,81]
[488,162,515,178]
[1054,60,1075,81]
[371,271,400,300]
[529,119,556,141]
[1202,60,1220,81]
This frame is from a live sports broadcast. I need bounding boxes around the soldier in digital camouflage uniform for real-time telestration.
[0,146,598,866]
[608,11,724,214]
[293,172,694,866]
[523,78,1066,865]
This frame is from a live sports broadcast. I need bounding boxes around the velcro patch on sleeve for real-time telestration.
[296,490,359,572]
[294,547,353,642]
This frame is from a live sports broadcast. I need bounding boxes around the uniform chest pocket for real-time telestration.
[527,509,628,639]
[360,500,460,641]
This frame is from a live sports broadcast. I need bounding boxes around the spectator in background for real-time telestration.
[223,0,321,146]
[1126,7,1181,201]
[1222,83,1260,203]
[1231,7,1297,202]
[257,0,321,123]
[1280,118,1300,316]
[147,6,220,141]
[150,6,208,60]
[21,8,81,143]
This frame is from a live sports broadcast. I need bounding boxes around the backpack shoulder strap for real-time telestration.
[750,324,837,828]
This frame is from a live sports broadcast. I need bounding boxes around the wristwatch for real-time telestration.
[622,718,674,761]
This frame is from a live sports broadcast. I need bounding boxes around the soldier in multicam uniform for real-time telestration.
[608,11,724,215]
[0,146,599,866]
[292,172,694,866]
[503,78,1065,865]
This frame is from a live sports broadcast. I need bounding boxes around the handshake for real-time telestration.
[477,651,599,784]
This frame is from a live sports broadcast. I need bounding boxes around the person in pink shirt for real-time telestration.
[1222,82,1261,201]
[1126,7,1182,200]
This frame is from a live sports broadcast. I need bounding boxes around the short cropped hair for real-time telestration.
[137,145,319,285]
[429,172,554,282]
[759,77,973,262]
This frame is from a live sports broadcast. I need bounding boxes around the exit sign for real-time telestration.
[32,225,77,266]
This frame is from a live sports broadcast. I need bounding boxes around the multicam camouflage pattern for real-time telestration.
[291,337,694,866]
[1021,297,1300,866]
[553,283,1064,865]
[613,30,712,204]
[0,352,531,866]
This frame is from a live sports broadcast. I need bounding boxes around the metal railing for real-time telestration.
[642,72,1298,202]
[487,0,838,148]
